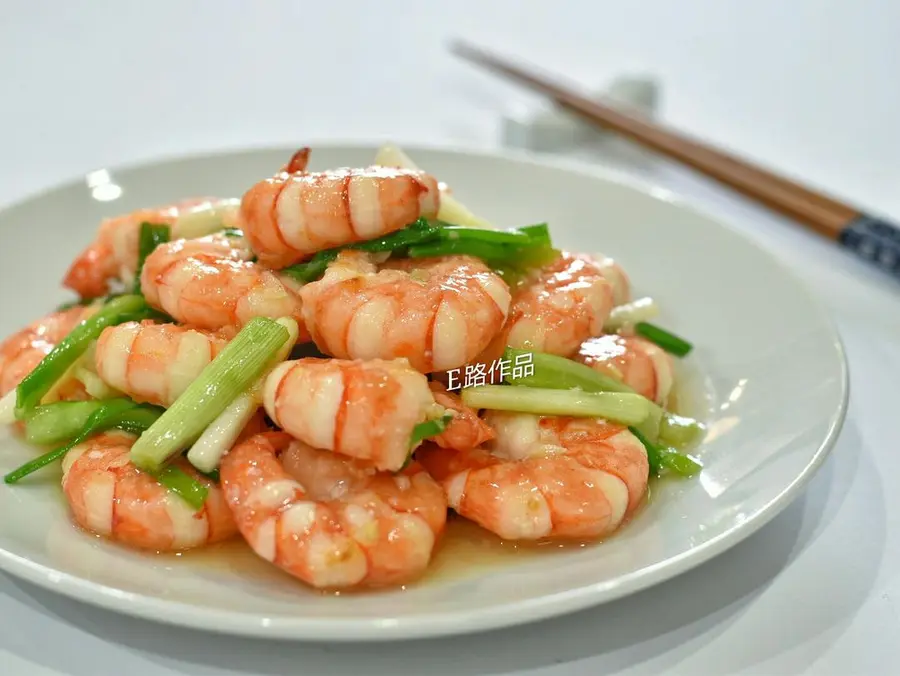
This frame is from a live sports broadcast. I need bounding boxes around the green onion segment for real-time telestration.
[460,385,650,426]
[501,347,703,446]
[153,466,209,510]
[399,413,454,471]
[282,219,440,283]
[407,222,558,270]
[15,295,157,418]
[132,222,171,294]
[23,401,104,446]
[4,399,161,484]
[281,219,558,284]
[629,425,702,478]
[502,347,632,393]
[410,413,454,449]
[129,317,290,473]
[186,317,300,474]
[635,322,693,357]
[21,399,161,446]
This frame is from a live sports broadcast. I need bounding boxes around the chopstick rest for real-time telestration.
[501,75,659,154]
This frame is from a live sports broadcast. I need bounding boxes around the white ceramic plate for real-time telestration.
[0,144,847,642]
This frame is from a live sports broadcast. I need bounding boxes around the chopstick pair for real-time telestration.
[450,41,900,282]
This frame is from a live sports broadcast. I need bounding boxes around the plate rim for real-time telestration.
[0,142,850,642]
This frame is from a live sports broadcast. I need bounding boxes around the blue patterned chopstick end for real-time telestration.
[838,214,900,279]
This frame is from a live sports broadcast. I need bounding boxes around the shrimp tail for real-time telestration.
[63,241,116,298]
[282,147,311,174]
[428,382,495,450]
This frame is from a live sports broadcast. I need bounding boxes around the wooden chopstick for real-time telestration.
[450,40,900,281]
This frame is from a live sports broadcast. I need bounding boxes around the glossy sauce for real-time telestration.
[153,378,705,591]
[169,514,601,594]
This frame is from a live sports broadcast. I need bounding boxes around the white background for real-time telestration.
[1,1,899,674]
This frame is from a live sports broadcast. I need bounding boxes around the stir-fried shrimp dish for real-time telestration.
[0,145,705,591]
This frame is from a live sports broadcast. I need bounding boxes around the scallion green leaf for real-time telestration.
[198,468,220,482]
[23,400,104,446]
[436,226,533,245]
[410,413,454,448]
[132,222,170,294]
[658,448,703,476]
[407,238,513,261]
[5,398,141,483]
[7,398,204,508]
[516,223,551,245]
[281,218,440,283]
[629,425,702,478]
[15,295,156,418]
[153,466,209,510]
[399,413,454,471]
[629,425,662,475]
[658,413,705,448]
[21,398,160,446]
[407,222,558,272]
[635,322,693,357]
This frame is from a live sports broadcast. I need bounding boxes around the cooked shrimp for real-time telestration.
[262,357,440,472]
[483,252,615,359]
[593,253,631,306]
[417,413,648,540]
[240,164,441,268]
[140,233,308,336]
[61,431,237,551]
[427,381,494,451]
[220,432,446,589]
[63,197,216,299]
[0,306,90,397]
[299,251,510,373]
[577,334,674,406]
[95,321,232,407]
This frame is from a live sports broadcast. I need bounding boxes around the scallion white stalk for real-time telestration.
[373,144,495,230]
[186,318,299,473]
[170,198,241,240]
[604,297,659,332]
[0,389,17,425]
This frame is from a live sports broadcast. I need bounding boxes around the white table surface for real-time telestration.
[1,2,899,674]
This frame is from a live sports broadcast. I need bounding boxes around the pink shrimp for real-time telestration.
[427,381,495,451]
[417,413,648,540]
[262,357,441,472]
[220,432,446,589]
[576,334,675,406]
[0,306,91,397]
[139,233,308,337]
[94,320,233,407]
[299,251,510,373]
[63,197,217,299]
[481,252,615,360]
[593,253,631,306]
[61,431,237,552]
[240,158,441,269]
